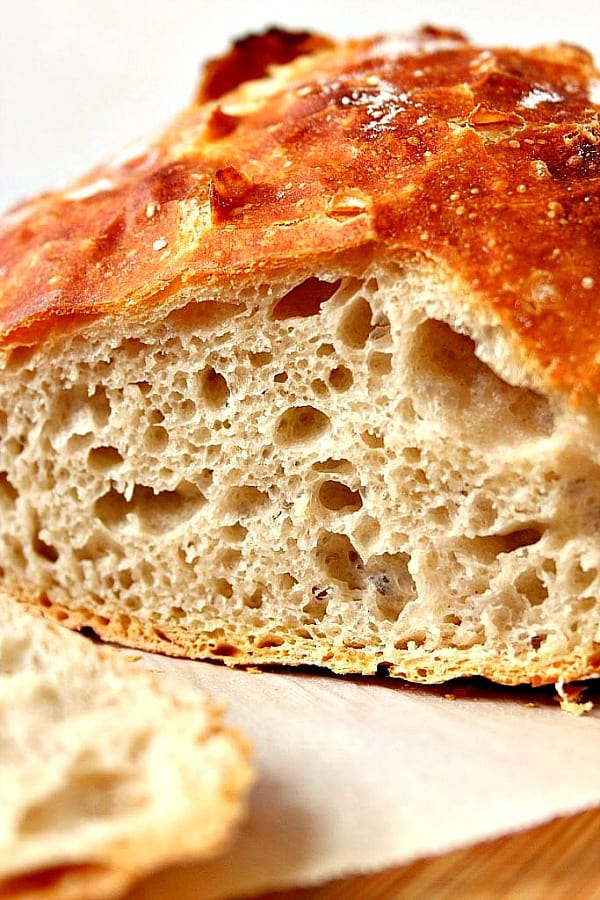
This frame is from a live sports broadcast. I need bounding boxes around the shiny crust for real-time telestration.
[1,28,600,405]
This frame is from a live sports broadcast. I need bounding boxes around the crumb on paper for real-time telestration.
[555,679,594,716]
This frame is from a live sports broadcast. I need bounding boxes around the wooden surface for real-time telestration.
[258,806,600,899]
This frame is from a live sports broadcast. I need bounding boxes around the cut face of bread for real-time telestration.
[0,597,253,900]
[1,28,600,686]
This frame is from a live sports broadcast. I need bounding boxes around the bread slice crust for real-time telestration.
[0,598,253,900]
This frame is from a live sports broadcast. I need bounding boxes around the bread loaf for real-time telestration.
[1,27,600,686]
[0,596,253,900]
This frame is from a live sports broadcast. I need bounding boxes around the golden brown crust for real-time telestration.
[1,28,600,404]
[0,863,125,900]
[23,595,600,688]
[196,27,335,102]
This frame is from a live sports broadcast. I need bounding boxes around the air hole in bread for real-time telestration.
[148,407,165,425]
[328,365,353,391]
[117,569,133,590]
[212,642,240,656]
[337,296,375,348]
[33,531,59,564]
[515,569,548,606]
[199,366,229,408]
[4,344,36,372]
[274,406,330,446]
[52,384,111,438]
[311,378,328,397]
[87,446,124,472]
[248,350,273,367]
[279,572,298,590]
[221,523,248,542]
[178,398,197,420]
[318,480,363,512]
[218,548,242,571]
[495,526,543,553]
[144,425,168,453]
[368,351,392,375]
[410,319,554,440]
[395,631,427,650]
[571,561,598,592]
[271,278,341,320]
[303,590,329,621]
[244,586,264,609]
[464,527,543,562]
[124,596,142,611]
[0,471,18,506]
[312,458,353,473]
[221,485,269,518]
[366,552,417,621]
[316,531,363,590]
[94,482,205,533]
[215,578,233,598]
[578,596,596,613]
[153,627,172,643]
[468,494,497,530]
[164,300,238,331]
[428,505,450,526]
[361,430,384,448]
[317,342,335,357]
[255,633,284,649]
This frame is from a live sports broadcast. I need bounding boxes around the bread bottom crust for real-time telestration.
[19,593,600,688]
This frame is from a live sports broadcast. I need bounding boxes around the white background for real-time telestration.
[0,0,598,212]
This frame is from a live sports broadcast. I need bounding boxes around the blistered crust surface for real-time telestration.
[1,29,600,400]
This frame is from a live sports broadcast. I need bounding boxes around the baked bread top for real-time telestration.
[0,27,599,401]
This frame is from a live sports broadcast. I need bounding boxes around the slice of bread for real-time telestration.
[0,28,599,685]
[0,597,253,900]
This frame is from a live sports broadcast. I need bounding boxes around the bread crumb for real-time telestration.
[555,679,593,716]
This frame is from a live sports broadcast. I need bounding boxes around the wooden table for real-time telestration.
[258,806,600,898]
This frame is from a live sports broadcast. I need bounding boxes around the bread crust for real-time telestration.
[20,594,600,688]
[1,28,600,405]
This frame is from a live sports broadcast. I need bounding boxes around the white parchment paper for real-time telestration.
[124,656,600,899]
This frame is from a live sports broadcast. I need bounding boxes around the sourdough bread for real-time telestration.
[0,597,253,900]
[1,28,600,685]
